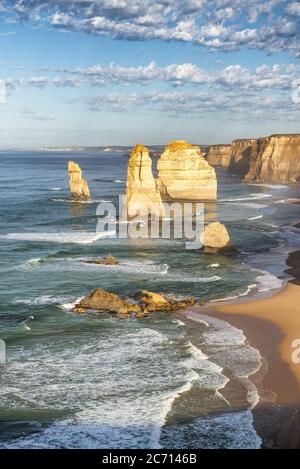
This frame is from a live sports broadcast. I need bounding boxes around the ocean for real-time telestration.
[1,149,300,448]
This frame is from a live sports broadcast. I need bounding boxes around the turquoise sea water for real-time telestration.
[0,150,300,448]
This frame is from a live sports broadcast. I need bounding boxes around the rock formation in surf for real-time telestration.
[125,144,165,219]
[137,290,195,313]
[73,288,141,316]
[200,222,236,253]
[244,134,300,184]
[157,140,217,200]
[228,139,258,176]
[81,255,119,266]
[68,161,90,199]
[207,145,231,168]
[72,288,195,318]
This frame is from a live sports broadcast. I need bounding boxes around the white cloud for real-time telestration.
[3,58,298,119]
[286,2,300,16]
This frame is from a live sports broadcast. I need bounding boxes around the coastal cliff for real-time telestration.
[125,144,165,219]
[157,140,217,200]
[228,139,258,176]
[68,161,90,199]
[245,134,300,184]
[207,145,231,168]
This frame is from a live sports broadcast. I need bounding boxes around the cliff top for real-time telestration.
[165,140,195,152]
[268,134,300,138]
[131,144,149,157]
[231,134,300,144]
[68,161,81,172]
[231,138,258,144]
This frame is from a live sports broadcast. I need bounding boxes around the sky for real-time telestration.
[0,0,299,148]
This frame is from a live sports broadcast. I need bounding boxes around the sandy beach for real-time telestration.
[189,245,300,448]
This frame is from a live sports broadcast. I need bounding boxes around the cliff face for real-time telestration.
[68,161,90,199]
[207,145,231,168]
[157,140,217,200]
[125,144,165,219]
[245,134,300,184]
[228,139,258,176]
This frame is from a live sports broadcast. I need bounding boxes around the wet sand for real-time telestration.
[189,244,300,448]
[214,282,300,406]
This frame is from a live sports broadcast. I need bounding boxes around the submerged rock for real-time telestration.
[125,144,165,219]
[200,222,236,253]
[68,161,90,199]
[157,140,217,201]
[81,255,119,266]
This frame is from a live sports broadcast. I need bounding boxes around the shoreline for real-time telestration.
[186,242,300,448]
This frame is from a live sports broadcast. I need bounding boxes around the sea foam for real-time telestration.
[2,231,116,244]
[220,193,272,203]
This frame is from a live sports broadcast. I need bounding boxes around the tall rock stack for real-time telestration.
[68,161,90,199]
[207,144,231,168]
[157,140,217,200]
[125,144,165,219]
[245,134,300,184]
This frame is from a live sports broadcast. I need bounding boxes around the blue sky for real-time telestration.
[0,1,299,148]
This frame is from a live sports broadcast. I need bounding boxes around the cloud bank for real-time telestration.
[4,61,298,91]
[4,60,299,119]
[1,0,300,56]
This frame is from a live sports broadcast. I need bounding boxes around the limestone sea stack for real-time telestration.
[68,161,91,199]
[200,222,236,253]
[245,134,300,184]
[228,139,258,176]
[207,144,231,168]
[157,140,217,200]
[125,144,165,219]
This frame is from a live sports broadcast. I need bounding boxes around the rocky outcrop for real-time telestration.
[125,144,165,219]
[207,145,231,168]
[81,255,119,266]
[228,139,258,176]
[68,161,90,199]
[72,288,195,317]
[157,140,217,201]
[244,134,300,184]
[138,290,195,313]
[200,222,236,253]
[73,288,141,316]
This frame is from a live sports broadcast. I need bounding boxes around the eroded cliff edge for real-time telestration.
[206,134,300,184]
[207,144,231,168]
[228,139,258,176]
[245,134,300,184]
